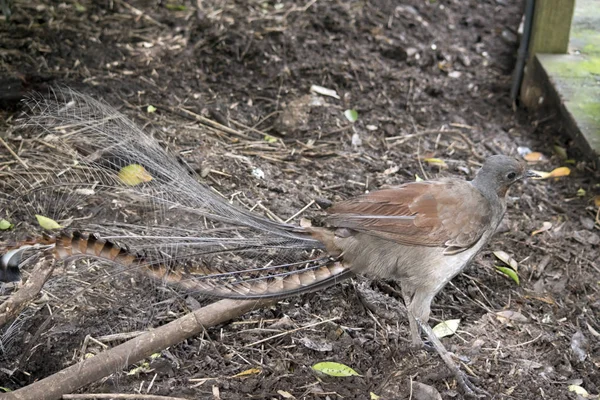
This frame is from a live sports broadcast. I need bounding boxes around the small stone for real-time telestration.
[580,216,595,230]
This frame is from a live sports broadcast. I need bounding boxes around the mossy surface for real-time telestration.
[570,0,600,56]
[540,54,600,78]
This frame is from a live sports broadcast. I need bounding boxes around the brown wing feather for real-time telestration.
[325,179,491,252]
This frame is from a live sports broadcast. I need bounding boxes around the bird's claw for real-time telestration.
[454,370,489,399]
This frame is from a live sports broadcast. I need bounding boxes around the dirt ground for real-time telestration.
[0,0,599,399]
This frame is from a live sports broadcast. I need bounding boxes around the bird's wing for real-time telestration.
[325,180,492,252]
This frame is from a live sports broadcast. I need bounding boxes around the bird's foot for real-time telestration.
[453,368,489,399]
[408,338,435,353]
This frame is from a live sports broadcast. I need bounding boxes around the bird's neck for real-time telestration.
[470,176,507,218]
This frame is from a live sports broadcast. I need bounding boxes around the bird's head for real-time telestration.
[473,155,538,197]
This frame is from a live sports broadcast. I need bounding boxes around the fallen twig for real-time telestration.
[0,255,55,329]
[4,298,273,400]
[62,395,187,400]
[243,316,340,348]
[0,136,28,169]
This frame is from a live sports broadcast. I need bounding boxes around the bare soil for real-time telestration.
[0,0,599,399]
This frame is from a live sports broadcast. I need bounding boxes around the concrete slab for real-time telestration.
[535,0,600,159]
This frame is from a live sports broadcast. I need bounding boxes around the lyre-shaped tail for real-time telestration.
[0,88,351,300]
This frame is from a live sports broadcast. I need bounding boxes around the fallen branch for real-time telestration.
[5,298,273,400]
[63,395,187,400]
[0,255,55,329]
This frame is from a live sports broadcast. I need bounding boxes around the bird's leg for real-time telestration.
[403,294,423,347]
[416,318,489,398]
[400,283,424,348]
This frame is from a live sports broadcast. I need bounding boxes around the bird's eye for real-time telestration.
[507,172,517,180]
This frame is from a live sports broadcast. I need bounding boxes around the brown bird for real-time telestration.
[0,91,537,398]
[308,155,537,395]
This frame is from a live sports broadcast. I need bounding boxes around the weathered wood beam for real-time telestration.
[520,0,576,108]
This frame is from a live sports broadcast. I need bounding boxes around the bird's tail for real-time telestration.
[0,88,351,297]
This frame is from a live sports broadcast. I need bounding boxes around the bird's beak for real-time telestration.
[524,170,541,179]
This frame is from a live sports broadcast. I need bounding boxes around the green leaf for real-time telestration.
[264,134,278,143]
[0,387,12,392]
[312,361,360,377]
[495,266,520,285]
[165,3,187,11]
[0,219,13,230]
[147,105,157,113]
[577,188,586,197]
[553,145,567,159]
[118,164,153,186]
[344,109,359,123]
[432,319,460,338]
[74,2,86,12]
[35,215,62,230]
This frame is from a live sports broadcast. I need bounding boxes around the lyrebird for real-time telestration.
[0,88,536,396]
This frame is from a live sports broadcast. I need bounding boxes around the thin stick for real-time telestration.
[244,316,340,347]
[4,298,273,400]
[175,107,254,140]
[0,136,28,169]
[284,200,315,223]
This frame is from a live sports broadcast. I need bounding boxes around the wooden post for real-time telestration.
[520,0,576,108]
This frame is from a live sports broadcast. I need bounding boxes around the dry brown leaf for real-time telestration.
[231,368,261,378]
[530,167,571,180]
[495,310,528,324]
[523,152,545,162]
[493,250,518,270]
[523,295,555,305]
[531,221,552,236]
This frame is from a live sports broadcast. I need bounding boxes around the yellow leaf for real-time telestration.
[568,385,589,397]
[232,368,261,378]
[415,174,423,182]
[35,215,62,230]
[312,362,360,377]
[594,195,600,207]
[370,393,381,399]
[523,152,545,162]
[264,134,278,143]
[530,167,570,180]
[577,188,586,197]
[118,164,153,186]
[432,319,460,338]
[277,390,295,399]
[128,362,150,375]
[531,221,552,236]
[423,158,448,168]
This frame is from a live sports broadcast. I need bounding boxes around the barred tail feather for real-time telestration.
[1,231,352,299]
